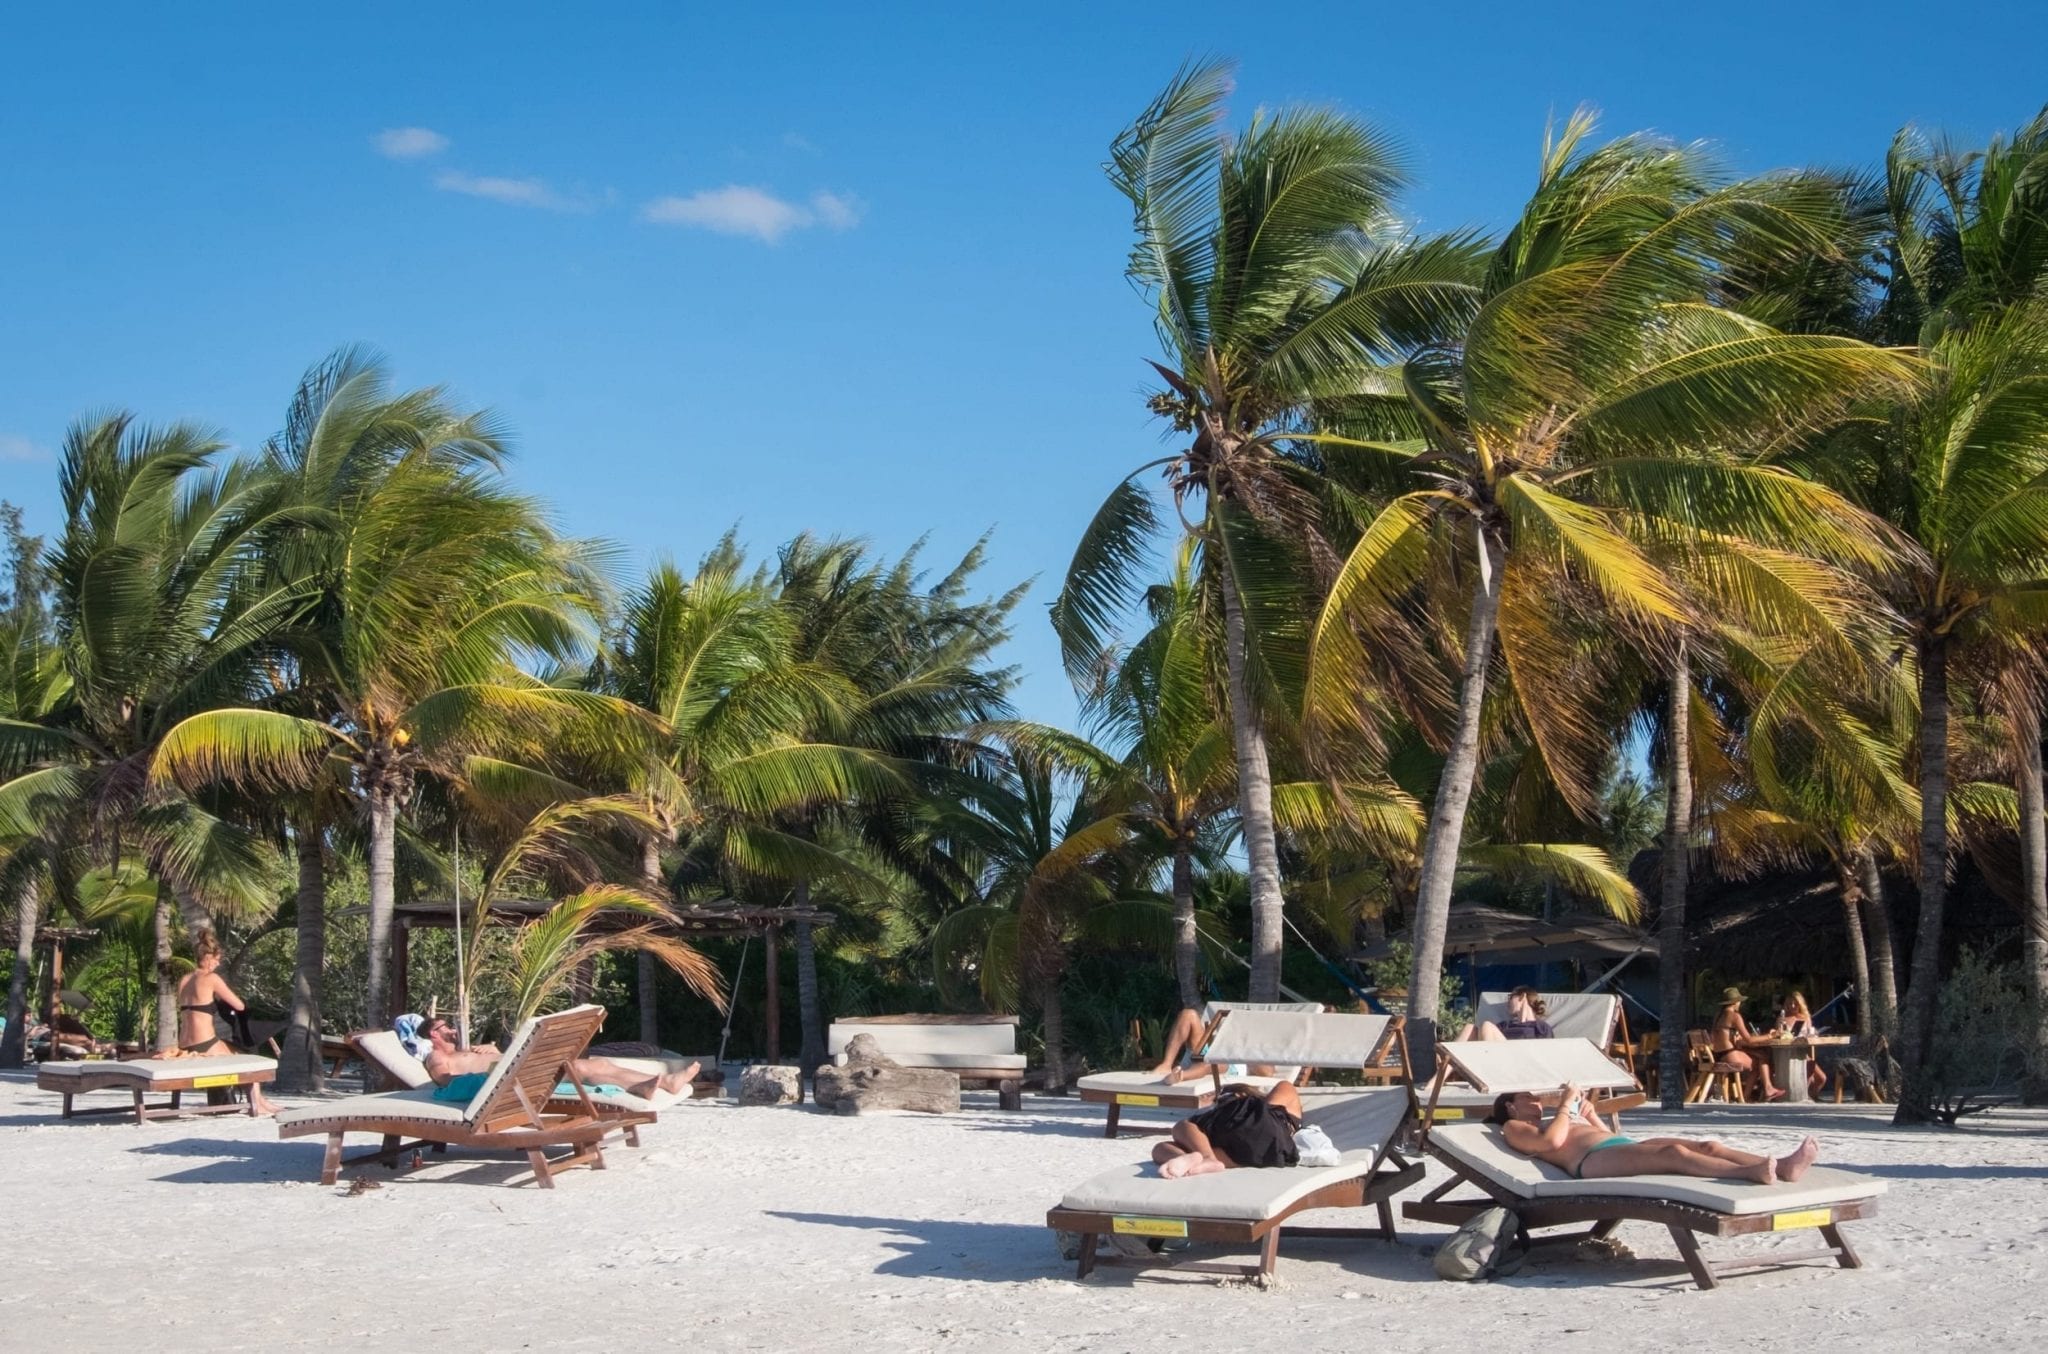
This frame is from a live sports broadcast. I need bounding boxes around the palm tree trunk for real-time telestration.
[1896,635,1950,1121]
[170,882,214,943]
[153,881,177,1052]
[1217,559,1287,1001]
[1,877,39,1067]
[638,837,663,1046]
[1409,531,1506,1054]
[2016,695,2047,1095]
[1172,837,1200,1010]
[1041,971,1067,1094]
[1836,856,1874,1040]
[1859,846,1900,1039]
[364,784,399,1030]
[1657,642,1693,1111]
[277,821,327,1092]
[794,881,826,1074]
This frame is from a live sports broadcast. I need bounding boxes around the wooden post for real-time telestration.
[764,921,781,1063]
[391,922,410,1019]
[46,939,63,1027]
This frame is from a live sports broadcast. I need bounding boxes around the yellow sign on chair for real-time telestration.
[1112,1216,1189,1238]
[1771,1208,1832,1231]
[1115,1093,1161,1107]
[1430,1107,1465,1121]
[189,1074,241,1089]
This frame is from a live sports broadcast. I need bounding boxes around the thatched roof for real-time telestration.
[1355,903,1648,966]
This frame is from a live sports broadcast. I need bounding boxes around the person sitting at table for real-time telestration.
[1455,986,1555,1042]
[1775,991,1828,1098]
[1712,986,1784,1101]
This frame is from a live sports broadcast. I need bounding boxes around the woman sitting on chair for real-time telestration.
[1775,991,1828,1098]
[1456,987,1555,1042]
[1712,987,1783,1101]
[163,936,277,1114]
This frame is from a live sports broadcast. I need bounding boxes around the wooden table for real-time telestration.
[1755,1035,1851,1103]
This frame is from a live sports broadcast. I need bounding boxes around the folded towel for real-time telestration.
[394,1013,427,1060]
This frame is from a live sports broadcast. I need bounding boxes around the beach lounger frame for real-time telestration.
[37,1055,277,1125]
[277,1005,653,1189]
[1413,1036,1645,1137]
[1403,1124,1880,1290]
[1049,1014,1424,1282]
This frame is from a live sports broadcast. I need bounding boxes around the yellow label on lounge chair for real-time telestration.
[1430,1107,1465,1120]
[1771,1208,1832,1231]
[1112,1216,1188,1238]
[1115,1093,1161,1106]
[189,1074,241,1089]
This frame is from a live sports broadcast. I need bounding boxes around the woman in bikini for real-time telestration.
[1712,986,1784,1101]
[1774,991,1829,1097]
[167,936,278,1115]
[1488,1084,1818,1183]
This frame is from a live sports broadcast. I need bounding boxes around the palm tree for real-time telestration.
[1056,60,1483,1001]
[149,367,631,1028]
[1307,113,1918,1056]
[0,417,285,1048]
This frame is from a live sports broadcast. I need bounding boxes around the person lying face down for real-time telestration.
[1151,1082,1305,1178]
[1487,1084,1819,1185]
[417,1016,699,1103]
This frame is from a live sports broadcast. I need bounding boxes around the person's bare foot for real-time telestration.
[1159,1153,1225,1179]
[1777,1136,1820,1183]
[1145,1061,1173,1080]
[1747,1156,1777,1185]
[657,1062,701,1096]
[1766,1088,1788,1102]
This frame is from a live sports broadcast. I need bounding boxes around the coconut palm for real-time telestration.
[148,367,633,1028]
[1306,113,1919,1053]
[1057,60,1485,1000]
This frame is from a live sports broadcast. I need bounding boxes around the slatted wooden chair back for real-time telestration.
[466,1005,608,1134]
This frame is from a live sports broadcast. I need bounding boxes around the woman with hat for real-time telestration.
[1711,986,1784,1101]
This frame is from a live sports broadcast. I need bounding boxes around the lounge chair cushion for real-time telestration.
[827,1021,1019,1065]
[275,1087,473,1129]
[37,1055,276,1084]
[1475,991,1619,1046]
[1204,1011,1389,1071]
[1430,1123,1886,1215]
[1058,1090,1409,1222]
[1075,1070,1282,1098]
[849,1050,1027,1072]
[1441,1037,1638,1094]
[354,1030,433,1089]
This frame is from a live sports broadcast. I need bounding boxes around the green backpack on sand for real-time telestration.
[1433,1206,1528,1281]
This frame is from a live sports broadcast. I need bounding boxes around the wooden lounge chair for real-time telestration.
[1416,1037,1644,1131]
[276,1005,653,1189]
[37,1054,277,1125]
[1048,1014,1424,1282]
[1404,1121,1884,1290]
[1076,1005,1394,1139]
[1473,990,1624,1049]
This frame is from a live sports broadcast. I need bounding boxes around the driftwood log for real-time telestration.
[813,1034,960,1115]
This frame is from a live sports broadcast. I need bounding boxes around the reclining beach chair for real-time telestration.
[1416,1037,1642,1130]
[1474,990,1623,1048]
[276,1005,656,1189]
[1047,1013,1424,1282]
[1405,1120,1884,1290]
[38,1053,277,1125]
[1064,999,1368,1138]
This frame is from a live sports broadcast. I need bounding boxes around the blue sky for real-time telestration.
[3,2,2043,726]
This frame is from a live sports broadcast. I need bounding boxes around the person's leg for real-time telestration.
[1580,1140,1774,1184]
[572,1056,698,1097]
[1264,1082,1304,1118]
[1148,1009,1206,1077]
[248,1081,278,1116]
[1155,1116,1229,1177]
[1458,1021,1506,1042]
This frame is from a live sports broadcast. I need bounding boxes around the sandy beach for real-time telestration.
[4,1071,2043,1352]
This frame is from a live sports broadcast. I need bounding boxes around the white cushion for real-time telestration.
[39,1055,276,1084]
[1205,1011,1389,1070]
[355,1031,433,1089]
[1058,1090,1410,1221]
[275,1087,472,1129]
[1429,1124,1886,1215]
[830,1049,1026,1072]
[1200,1001,1322,1020]
[1075,1071,1280,1098]
[828,1021,1016,1059]
[1441,1037,1638,1094]
[1476,991,1620,1045]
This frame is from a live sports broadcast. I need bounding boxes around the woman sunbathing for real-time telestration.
[419,1016,698,1102]
[1488,1084,1819,1184]
[1144,1007,1281,1085]
[162,936,277,1115]
[1455,987,1555,1042]
[1152,1082,1304,1178]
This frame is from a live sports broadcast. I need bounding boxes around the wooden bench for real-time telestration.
[826,1014,1026,1110]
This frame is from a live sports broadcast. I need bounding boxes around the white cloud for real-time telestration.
[781,131,819,154]
[639,186,863,243]
[0,434,48,463]
[374,127,450,160]
[433,170,587,212]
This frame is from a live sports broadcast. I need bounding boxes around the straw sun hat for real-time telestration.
[1719,986,1746,1004]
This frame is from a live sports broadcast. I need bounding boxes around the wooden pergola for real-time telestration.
[389,899,833,1060]
[0,922,100,1026]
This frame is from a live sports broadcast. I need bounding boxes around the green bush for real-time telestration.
[1907,948,2044,1125]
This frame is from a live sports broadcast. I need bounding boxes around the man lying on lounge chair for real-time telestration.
[1151,1082,1306,1178]
[1489,1084,1820,1184]
[419,1016,698,1103]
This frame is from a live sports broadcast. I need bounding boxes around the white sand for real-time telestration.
[4,1069,2043,1352]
